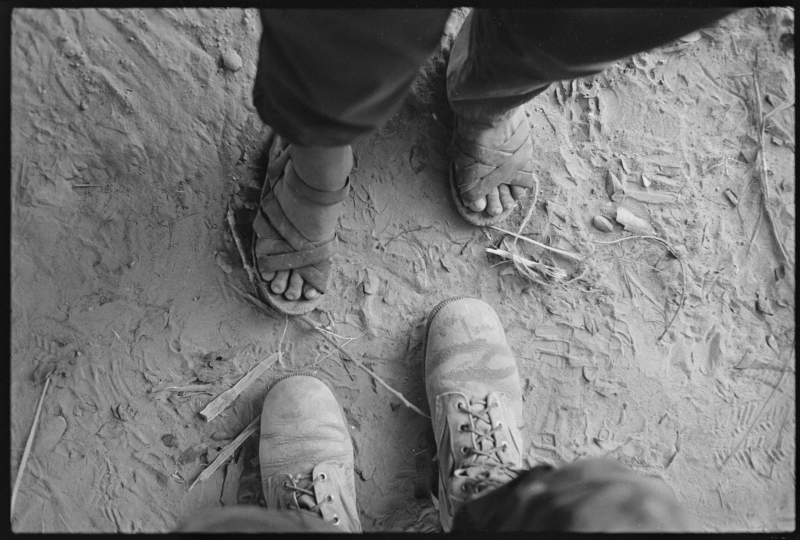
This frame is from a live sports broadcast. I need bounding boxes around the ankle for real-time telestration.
[291,145,352,192]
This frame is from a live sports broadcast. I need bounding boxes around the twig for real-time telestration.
[384,226,434,247]
[746,204,765,257]
[720,337,795,469]
[486,247,566,282]
[71,184,101,188]
[593,236,686,342]
[162,384,221,395]
[504,178,565,285]
[189,415,261,490]
[298,314,430,419]
[199,353,281,421]
[763,96,795,121]
[753,70,794,272]
[490,226,584,261]
[11,376,52,517]
[227,205,259,287]
[165,211,200,227]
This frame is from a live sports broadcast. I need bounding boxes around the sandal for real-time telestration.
[449,106,535,226]
[252,137,350,315]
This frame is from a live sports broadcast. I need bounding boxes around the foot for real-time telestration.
[423,297,525,531]
[259,374,361,532]
[450,107,534,225]
[253,141,352,309]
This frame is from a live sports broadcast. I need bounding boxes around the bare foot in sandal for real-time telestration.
[252,139,352,313]
[450,106,534,226]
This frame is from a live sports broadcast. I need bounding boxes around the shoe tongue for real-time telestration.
[467,403,499,459]
[296,493,320,514]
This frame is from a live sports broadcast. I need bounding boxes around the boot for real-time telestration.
[424,297,525,531]
[259,374,361,532]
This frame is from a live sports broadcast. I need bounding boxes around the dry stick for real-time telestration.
[199,352,281,421]
[490,226,584,261]
[593,236,686,342]
[486,247,565,283]
[189,415,261,490]
[11,376,52,517]
[752,71,794,272]
[227,205,259,288]
[297,314,430,419]
[721,337,796,469]
[746,203,765,257]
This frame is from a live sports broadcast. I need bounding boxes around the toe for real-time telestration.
[485,188,502,216]
[261,270,276,281]
[271,270,289,294]
[468,196,487,213]
[284,272,304,300]
[303,284,320,300]
[510,185,527,200]
[498,184,516,212]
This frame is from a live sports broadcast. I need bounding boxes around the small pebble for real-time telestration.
[162,434,179,448]
[592,215,614,233]
[221,49,242,72]
[641,175,651,188]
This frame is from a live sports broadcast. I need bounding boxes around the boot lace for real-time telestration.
[281,472,335,515]
[455,397,521,495]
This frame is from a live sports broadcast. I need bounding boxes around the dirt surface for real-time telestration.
[11,8,795,533]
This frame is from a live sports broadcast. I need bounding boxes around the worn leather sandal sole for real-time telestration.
[448,161,516,227]
[251,137,347,316]
[449,109,535,227]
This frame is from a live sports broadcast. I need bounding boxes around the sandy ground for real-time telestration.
[11,8,795,533]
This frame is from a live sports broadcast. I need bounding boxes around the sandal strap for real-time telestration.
[253,194,335,293]
[284,165,350,206]
[266,145,351,207]
[451,112,534,204]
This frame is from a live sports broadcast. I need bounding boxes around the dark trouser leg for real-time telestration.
[448,8,738,124]
[453,458,698,532]
[253,9,450,147]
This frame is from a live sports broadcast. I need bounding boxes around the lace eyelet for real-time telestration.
[326,495,334,502]
[318,472,327,481]
[457,402,465,410]
[332,516,340,525]
[460,424,469,432]
[461,445,470,455]
[283,481,290,488]
[496,421,503,428]
[501,442,508,450]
